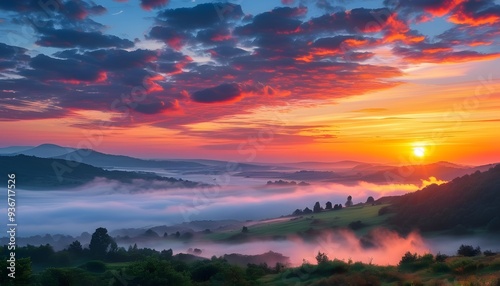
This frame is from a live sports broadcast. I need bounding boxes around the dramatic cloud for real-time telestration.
[128,99,179,115]
[22,54,107,84]
[235,7,306,35]
[449,0,500,25]
[156,3,243,29]
[36,28,134,49]
[0,0,498,133]
[393,44,500,63]
[148,26,190,50]
[191,83,243,103]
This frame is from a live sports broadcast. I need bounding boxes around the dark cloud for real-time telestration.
[129,99,178,114]
[36,28,134,49]
[207,46,248,61]
[392,44,500,63]
[191,83,242,103]
[391,0,500,26]
[156,3,243,30]
[62,0,106,20]
[0,0,106,19]
[148,26,190,50]
[196,27,233,45]
[235,7,305,35]
[140,0,170,11]
[0,43,27,58]
[55,49,158,70]
[21,54,106,84]
[0,43,29,70]
[301,8,391,34]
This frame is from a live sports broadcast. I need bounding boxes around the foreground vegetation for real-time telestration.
[2,242,500,285]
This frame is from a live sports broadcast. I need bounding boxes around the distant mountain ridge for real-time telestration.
[0,155,205,190]
[8,143,76,158]
[3,144,274,171]
[53,149,207,169]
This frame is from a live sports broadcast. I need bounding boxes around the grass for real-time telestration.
[258,254,500,286]
[206,204,392,241]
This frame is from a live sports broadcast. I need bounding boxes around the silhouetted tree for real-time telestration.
[313,201,322,213]
[366,196,375,204]
[303,207,313,214]
[89,227,114,258]
[160,249,173,259]
[143,229,159,238]
[292,209,303,216]
[315,252,329,264]
[345,195,353,207]
[457,245,481,257]
[67,240,82,254]
[242,226,249,233]
[175,231,180,238]
[325,201,332,210]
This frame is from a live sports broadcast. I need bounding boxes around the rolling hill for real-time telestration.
[389,164,500,232]
[0,155,205,189]
[52,149,207,169]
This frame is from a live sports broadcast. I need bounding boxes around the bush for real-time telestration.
[457,244,481,257]
[348,220,365,230]
[431,262,451,273]
[378,206,391,216]
[80,260,107,273]
[450,258,483,275]
[435,252,448,262]
[315,260,349,276]
[484,250,496,256]
[315,252,328,264]
[399,252,434,271]
[399,252,418,265]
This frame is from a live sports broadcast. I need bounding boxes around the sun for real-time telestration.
[413,146,426,157]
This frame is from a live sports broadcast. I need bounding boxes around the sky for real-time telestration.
[1,0,500,164]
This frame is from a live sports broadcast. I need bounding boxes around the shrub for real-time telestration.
[378,206,391,216]
[80,260,106,273]
[315,252,329,264]
[399,252,418,265]
[348,220,365,230]
[435,252,448,262]
[484,250,496,256]
[431,262,451,273]
[457,244,481,257]
[399,252,434,271]
[450,258,483,275]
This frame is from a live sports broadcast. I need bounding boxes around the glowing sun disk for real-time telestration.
[413,147,425,157]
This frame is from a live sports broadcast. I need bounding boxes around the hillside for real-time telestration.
[8,143,76,158]
[0,155,204,189]
[53,149,207,169]
[390,164,500,232]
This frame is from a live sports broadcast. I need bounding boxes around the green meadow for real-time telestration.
[206,204,392,241]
